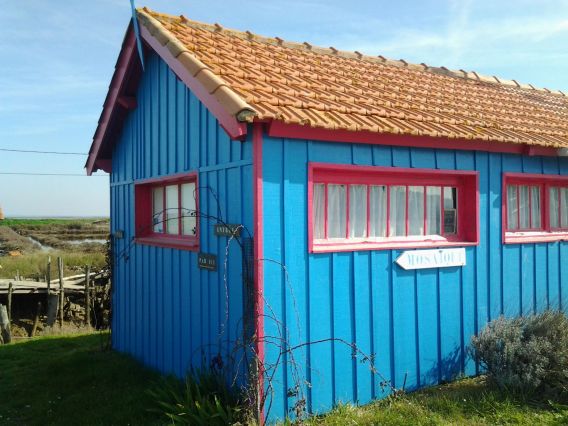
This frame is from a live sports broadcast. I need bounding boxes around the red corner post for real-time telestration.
[252,122,265,421]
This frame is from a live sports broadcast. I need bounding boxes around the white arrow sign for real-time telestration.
[395,248,466,270]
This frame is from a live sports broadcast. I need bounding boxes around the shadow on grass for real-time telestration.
[0,333,163,426]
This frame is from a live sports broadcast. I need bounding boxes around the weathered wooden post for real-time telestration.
[0,304,11,344]
[85,265,91,327]
[30,301,42,337]
[58,257,64,327]
[7,282,13,322]
[46,256,52,321]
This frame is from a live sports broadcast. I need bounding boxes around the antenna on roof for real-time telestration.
[129,0,145,71]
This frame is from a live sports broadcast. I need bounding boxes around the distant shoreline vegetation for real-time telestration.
[6,216,109,219]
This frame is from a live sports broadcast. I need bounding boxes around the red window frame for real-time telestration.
[308,163,479,253]
[134,172,199,250]
[503,173,568,244]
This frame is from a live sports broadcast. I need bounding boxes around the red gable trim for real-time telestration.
[86,26,138,175]
[266,121,559,157]
[86,23,248,176]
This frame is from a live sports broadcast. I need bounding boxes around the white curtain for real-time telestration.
[152,187,164,233]
[507,185,518,230]
[181,182,197,236]
[519,185,530,229]
[349,185,367,238]
[369,185,387,237]
[426,186,441,235]
[530,186,541,228]
[550,187,559,228]
[313,184,326,239]
[389,186,406,236]
[165,184,179,234]
[408,186,424,236]
[328,184,346,238]
[561,188,568,228]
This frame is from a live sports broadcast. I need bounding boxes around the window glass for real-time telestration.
[530,186,541,229]
[165,184,179,235]
[152,187,164,233]
[443,187,457,234]
[550,187,559,228]
[426,186,441,235]
[349,185,367,238]
[313,184,326,239]
[519,185,530,229]
[389,186,406,237]
[181,182,196,236]
[369,185,387,237]
[561,188,568,228]
[328,184,346,238]
[408,186,424,236]
[507,185,518,230]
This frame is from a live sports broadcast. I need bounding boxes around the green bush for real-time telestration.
[148,368,247,425]
[471,310,568,397]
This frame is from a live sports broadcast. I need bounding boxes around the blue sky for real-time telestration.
[1,0,567,217]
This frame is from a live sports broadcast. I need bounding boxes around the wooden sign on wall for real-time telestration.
[395,248,466,270]
[198,253,217,271]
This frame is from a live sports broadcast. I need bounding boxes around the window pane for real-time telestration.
[181,182,196,236]
[152,187,164,233]
[389,186,406,237]
[443,187,458,234]
[327,184,346,238]
[550,187,560,228]
[426,186,441,235]
[561,188,568,228]
[313,184,325,239]
[507,185,518,230]
[349,185,367,238]
[408,186,424,236]
[165,184,179,235]
[519,185,530,229]
[530,186,541,229]
[369,185,387,237]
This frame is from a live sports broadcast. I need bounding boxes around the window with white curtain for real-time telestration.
[149,179,198,237]
[504,174,568,242]
[312,173,466,244]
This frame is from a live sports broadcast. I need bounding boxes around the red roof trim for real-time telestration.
[266,121,559,157]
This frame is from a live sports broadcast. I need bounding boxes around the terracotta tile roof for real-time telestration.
[138,8,568,148]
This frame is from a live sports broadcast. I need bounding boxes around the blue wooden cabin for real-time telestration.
[86,7,568,422]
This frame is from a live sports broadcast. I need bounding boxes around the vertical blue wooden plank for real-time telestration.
[208,171,220,357]
[282,139,309,413]
[438,267,462,382]
[308,255,334,413]
[207,113,218,166]
[474,152,489,333]
[332,252,354,404]
[372,145,393,167]
[502,245,521,317]
[199,104,208,168]
[410,149,435,169]
[548,243,561,309]
[189,93,200,170]
[392,147,411,168]
[164,249,174,374]
[353,251,372,405]
[392,259,417,389]
[455,151,475,171]
[371,251,393,397]
[144,245,151,364]
[488,153,502,320]
[521,245,536,315]
[416,268,438,386]
[159,60,168,176]
[561,244,568,312]
[262,138,287,416]
[462,247,476,376]
[167,69,177,174]
[352,145,373,165]
[435,150,456,170]
[534,244,548,313]
[176,78,186,173]
[218,121,231,165]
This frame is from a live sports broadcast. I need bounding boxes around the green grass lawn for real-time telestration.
[304,377,568,425]
[0,333,163,426]
[2,333,567,425]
